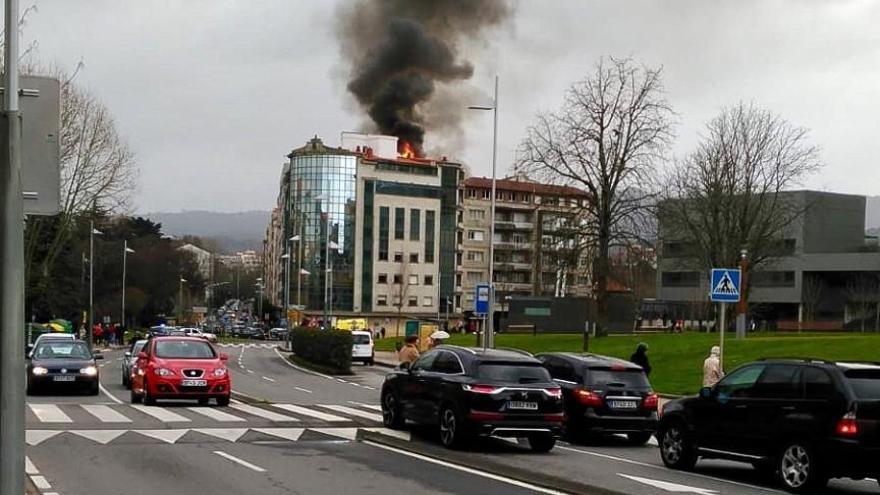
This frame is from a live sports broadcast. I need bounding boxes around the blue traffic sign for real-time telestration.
[475,283,491,315]
[710,269,741,302]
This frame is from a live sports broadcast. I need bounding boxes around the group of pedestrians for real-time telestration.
[89,322,124,347]
[627,342,725,387]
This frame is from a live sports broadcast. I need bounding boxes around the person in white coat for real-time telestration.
[703,346,725,387]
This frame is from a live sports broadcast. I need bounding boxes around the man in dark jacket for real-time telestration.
[630,342,651,376]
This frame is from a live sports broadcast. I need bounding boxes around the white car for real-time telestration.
[351,330,374,365]
[181,327,218,343]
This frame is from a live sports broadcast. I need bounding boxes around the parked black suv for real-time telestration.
[381,346,564,451]
[536,352,658,444]
[658,358,880,493]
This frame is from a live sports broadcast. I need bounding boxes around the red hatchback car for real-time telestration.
[130,336,231,406]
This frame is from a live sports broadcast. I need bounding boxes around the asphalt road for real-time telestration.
[23,343,880,495]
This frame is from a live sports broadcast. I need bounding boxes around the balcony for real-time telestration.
[495,261,533,272]
[494,220,534,230]
[494,241,532,251]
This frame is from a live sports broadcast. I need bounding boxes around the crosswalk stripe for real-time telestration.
[310,427,358,440]
[25,456,38,475]
[230,404,299,422]
[26,430,62,446]
[28,404,72,423]
[271,404,349,422]
[82,405,132,423]
[187,407,247,422]
[134,429,189,444]
[252,428,304,442]
[358,404,382,412]
[130,405,191,422]
[194,428,248,442]
[70,430,127,445]
[318,404,383,423]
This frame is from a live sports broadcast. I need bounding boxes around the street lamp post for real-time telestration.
[469,75,500,350]
[178,277,187,325]
[122,241,135,329]
[88,223,103,348]
[256,277,264,324]
[289,235,301,310]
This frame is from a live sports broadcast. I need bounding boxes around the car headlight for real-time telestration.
[213,368,227,377]
[154,368,174,376]
[81,366,98,376]
[32,366,48,376]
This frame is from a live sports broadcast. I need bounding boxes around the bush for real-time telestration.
[289,327,352,373]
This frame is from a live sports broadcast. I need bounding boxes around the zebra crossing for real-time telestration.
[25,401,403,446]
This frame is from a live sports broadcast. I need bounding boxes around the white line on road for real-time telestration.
[130,404,192,422]
[273,347,335,380]
[100,382,124,404]
[28,404,72,423]
[82,404,132,423]
[187,407,247,422]
[213,450,267,473]
[247,370,254,374]
[318,404,383,422]
[25,456,38,475]
[294,386,312,394]
[230,403,299,422]
[31,475,52,490]
[364,440,570,495]
[261,376,275,382]
[271,404,349,422]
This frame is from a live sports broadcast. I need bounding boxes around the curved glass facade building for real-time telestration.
[286,137,358,313]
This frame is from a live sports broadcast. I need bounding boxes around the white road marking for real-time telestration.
[271,404,349,422]
[273,347,336,380]
[130,405,191,422]
[82,404,132,423]
[70,429,127,445]
[261,376,275,382]
[25,456,38,475]
[618,474,717,494]
[134,429,189,444]
[28,404,72,423]
[247,370,254,374]
[100,382,124,404]
[26,430,62,446]
[187,407,247,422]
[252,428,304,442]
[319,404,383,422]
[230,403,299,422]
[31,475,52,490]
[364,440,570,495]
[362,427,411,441]
[310,427,358,440]
[213,450,267,473]
[294,386,312,394]
[347,401,381,411]
[195,428,248,442]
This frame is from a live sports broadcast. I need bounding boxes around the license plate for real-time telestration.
[506,401,538,411]
[609,400,637,409]
[53,375,75,382]
[181,379,207,387]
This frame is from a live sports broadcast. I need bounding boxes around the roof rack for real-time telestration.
[756,357,837,365]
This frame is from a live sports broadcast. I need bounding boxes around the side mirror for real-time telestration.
[137,351,148,360]
[124,351,132,358]
[399,361,411,372]
[699,386,713,399]
[219,353,229,361]
[94,353,104,360]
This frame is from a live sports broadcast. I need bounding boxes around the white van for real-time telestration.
[351,330,374,365]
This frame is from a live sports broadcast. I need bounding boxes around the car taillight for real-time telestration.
[544,387,562,399]
[643,393,659,410]
[574,387,603,407]
[836,412,858,437]
[462,384,503,395]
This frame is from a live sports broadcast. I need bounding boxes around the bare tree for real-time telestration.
[660,103,821,280]
[519,57,674,331]
[801,273,824,329]
[845,273,879,332]
[392,262,411,338]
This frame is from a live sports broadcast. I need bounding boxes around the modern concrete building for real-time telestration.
[458,176,592,314]
[657,191,880,328]
[263,206,283,306]
[177,243,214,282]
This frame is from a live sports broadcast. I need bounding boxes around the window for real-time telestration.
[466,188,477,199]
[392,295,401,306]
[408,296,418,307]
[410,209,420,241]
[467,271,482,283]
[455,273,462,285]
[513,233,526,245]
[751,271,795,288]
[541,357,578,383]
[376,295,387,306]
[469,209,485,220]
[422,296,433,307]
[394,207,405,240]
[467,230,485,241]
[431,352,463,374]
[377,274,388,284]
[393,274,402,284]
[844,368,880,399]
[425,210,435,263]
[409,274,419,285]
[661,271,700,288]
[715,364,766,398]
[753,365,800,399]
[481,189,490,199]
[803,367,834,399]
[378,207,389,261]
[393,252,403,262]
[467,251,484,262]
[409,253,419,263]
[424,275,434,285]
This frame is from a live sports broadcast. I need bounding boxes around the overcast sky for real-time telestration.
[19,0,880,213]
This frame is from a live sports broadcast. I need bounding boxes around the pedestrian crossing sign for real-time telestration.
[710,269,741,302]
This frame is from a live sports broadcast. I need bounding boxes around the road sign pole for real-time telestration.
[718,302,726,370]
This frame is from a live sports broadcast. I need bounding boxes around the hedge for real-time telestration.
[289,327,352,374]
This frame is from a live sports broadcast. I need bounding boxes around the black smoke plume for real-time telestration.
[337,0,512,156]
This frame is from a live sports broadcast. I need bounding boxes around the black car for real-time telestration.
[536,352,658,444]
[27,339,103,395]
[658,358,880,493]
[381,345,564,451]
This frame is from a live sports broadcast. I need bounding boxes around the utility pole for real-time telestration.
[736,249,749,339]
[122,241,134,329]
[178,277,187,324]
[0,0,24,491]
[88,215,102,348]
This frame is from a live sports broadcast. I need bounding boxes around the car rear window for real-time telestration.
[587,368,650,389]
[155,340,216,359]
[477,363,551,384]
[352,334,371,345]
[844,369,880,399]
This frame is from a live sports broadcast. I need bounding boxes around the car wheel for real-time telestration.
[777,442,826,493]
[130,386,142,404]
[382,391,405,429]
[367,359,374,366]
[122,373,129,388]
[659,421,697,470]
[89,382,100,396]
[216,395,230,407]
[143,381,156,406]
[528,434,556,453]
[439,405,467,449]
[198,398,209,406]
[25,381,35,396]
[627,432,654,445]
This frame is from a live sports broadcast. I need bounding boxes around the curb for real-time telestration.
[359,430,626,495]
[231,389,269,404]
[374,359,396,369]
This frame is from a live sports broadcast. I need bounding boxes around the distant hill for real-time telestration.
[142,210,269,253]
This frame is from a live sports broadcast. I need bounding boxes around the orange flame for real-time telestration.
[398,140,417,159]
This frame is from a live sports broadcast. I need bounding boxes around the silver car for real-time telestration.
[121,339,148,389]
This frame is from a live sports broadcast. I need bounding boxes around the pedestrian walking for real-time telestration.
[379,327,386,339]
[630,342,651,376]
[93,324,104,347]
[397,335,420,365]
[702,345,725,387]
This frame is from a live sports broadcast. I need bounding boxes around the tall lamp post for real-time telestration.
[121,241,135,329]
[255,277,264,324]
[290,235,301,308]
[88,223,103,348]
[469,75,499,349]
[178,277,187,325]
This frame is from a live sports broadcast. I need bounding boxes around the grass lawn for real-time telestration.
[374,332,880,396]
